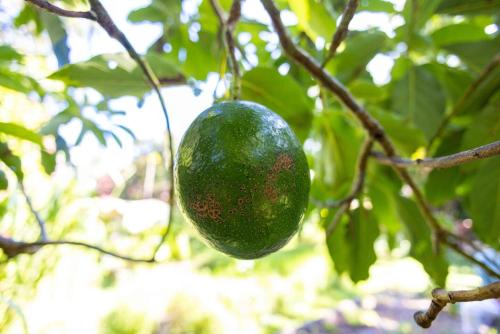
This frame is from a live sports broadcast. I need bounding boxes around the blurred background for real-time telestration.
[1,0,499,333]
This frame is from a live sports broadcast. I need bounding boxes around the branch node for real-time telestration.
[415,281,500,328]
[373,141,500,169]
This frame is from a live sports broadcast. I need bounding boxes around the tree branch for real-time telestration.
[372,141,500,169]
[158,74,186,86]
[0,235,154,263]
[209,0,242,99]
[322,0,359,67]
[414,281,500,328]
[259,0,500,275]
[326,137,373,236]
[25,0,175,261]
[428,54,500,149]
[259,0,445,242]
[25,0,96,20]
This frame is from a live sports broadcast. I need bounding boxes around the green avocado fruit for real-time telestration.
[175,101,310,259]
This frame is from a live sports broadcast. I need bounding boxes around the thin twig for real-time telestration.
[25,0,176,261]
[322,0,359,67]
[428,54,500,149]
[209,0,225,22]
[326,137,373,236]
[227,0,242,99]
[149,149,173,258]
[158,74,186,86]
[414,281,500,328]
[209,0,242,100]
[451,231,500,273]
[19,182,47,241]
[443,232,500,279]
[25,0,96,20]
[0,235,154,263]
[373,141,500,169]
[149,221,172,259]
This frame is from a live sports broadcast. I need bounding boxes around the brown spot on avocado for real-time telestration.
[192,193,223,223]
[264,153,294,202]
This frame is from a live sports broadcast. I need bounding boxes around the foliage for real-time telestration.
[0,2,499,328]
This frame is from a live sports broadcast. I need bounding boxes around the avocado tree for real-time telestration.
[0,0,499,329]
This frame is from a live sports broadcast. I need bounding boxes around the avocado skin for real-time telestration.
[175,101,310,259]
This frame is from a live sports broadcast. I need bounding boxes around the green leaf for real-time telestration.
[49,54,144,97]
[396,197,448,286]
[0,142,23,181]
[468,157,500,247]
[437,0,500,15]
[0,67,41,95]
[326,214,350,275]
[329,30,387,83]
[106,131,123,148]
[116,125,137,141]
[431,23,489,47]
[0,122,43,145]
[0,45,23,63]
[75,128,86,146]
[459,66,500,117]
[444,36,500,72]
[40,12,70,67]
[426,63,474,103]
[392,65,446,141]
[399,0,441,51]
[128,0,181,26]
[370,108,426,155]
[40,109,76,135]
[462,92,500,151]
[426,168,461,206]
[368,170,401,235]
[347,208,379,282]
[288,0,336,40]
[59,0,89,8]
[313,111,363,199]
[391,56,412,81]
[241,67,314,142]
[0,170,7,190]
[359,0,395,13]
[41,151,56,174]
[402,0,442,32]
[49,53,181,98]
[349,80,388,102]
[198,0,233,32]
[14,4,44,34]
[55,135,71,162]
[180,31,221,80]
[83,120,106,146]
[326,208,379,282]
